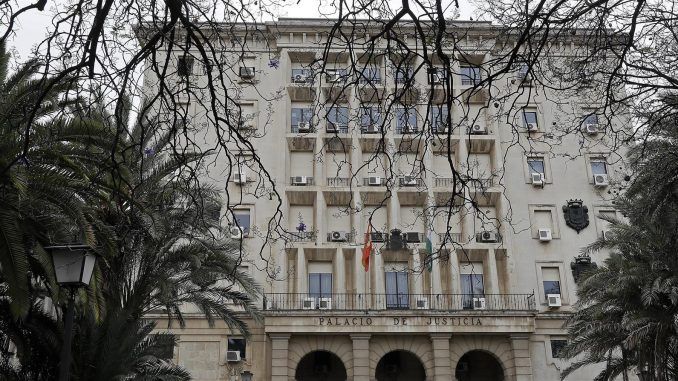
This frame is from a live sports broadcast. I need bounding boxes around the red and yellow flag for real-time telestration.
[362,224,373,272]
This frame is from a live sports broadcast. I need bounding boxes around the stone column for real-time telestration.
[351,334,371,381]
[486,249,500,294]
[296,248,307,294]
[270,334,291,381]
[510,334,533,381]
[430,334,453,381]
[411,247,423,295]
[335,248,346,294]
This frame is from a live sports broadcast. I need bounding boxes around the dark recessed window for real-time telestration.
[543,280,561,298]
[460,66,481,85]
[228,338,246,359]
[551,339,567,358]
[177,57,194,77]
[527,158,546,179]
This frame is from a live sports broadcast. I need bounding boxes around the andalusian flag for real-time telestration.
[425,232,433,272]
[362,225,373,272]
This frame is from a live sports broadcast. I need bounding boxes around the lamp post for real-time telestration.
[45,244,96,381]
[241,370,253,381]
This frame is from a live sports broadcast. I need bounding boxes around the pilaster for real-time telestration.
[350,334,371,381]
[510,334,533,381]
[430,334,453,381]
[269,334,291,381]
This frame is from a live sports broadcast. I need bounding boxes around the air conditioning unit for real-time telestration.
[230,226,244,239]
[329,231,348,242]
[225,350,242,362]
[297,122,311,132]
[476,231,500,243]
[405,232,421,243]
[292,176,308,185]
[293,73,309,83]
[526,122,538,132]
[327,71,342,83]
[415,298,429,310]
[538,228,552,242]
[233,172,247,184]
[318,298,332,310]
[430,71,445,84]
[370,232,385,242]
[239,66,255,79]
[531,172,544,186]
[365,124,379,133]
[470,124,488,135]
[585,124,599,135]
[326,122,338,132]
[368,176,382,186]
[547,294,562,308]
[473,297,486,310]
[302,297,315,310]
[401,176,418,186]
[594,174,609,187]
[435,125,449,134]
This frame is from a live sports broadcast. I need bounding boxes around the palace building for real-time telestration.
[139,17,628,381]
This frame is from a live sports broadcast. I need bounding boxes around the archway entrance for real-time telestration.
[455,350,505,381]
[375,350,426,381]
[295,350,347,381]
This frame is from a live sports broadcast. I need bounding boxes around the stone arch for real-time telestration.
[449,336,515,381]
[288,336,354,379]
[369,336,434,380]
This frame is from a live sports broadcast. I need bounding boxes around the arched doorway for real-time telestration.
[295,350,347,381]
[455,350,505,381]
[375,350,426,381]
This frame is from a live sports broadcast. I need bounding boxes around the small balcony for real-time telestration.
[326,231,356,244]
[264,293,536,312]
[327,177,351,187]
[284,231,316,243]
[437,232,463,243]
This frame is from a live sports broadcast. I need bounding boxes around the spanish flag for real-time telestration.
[362,224,373,272]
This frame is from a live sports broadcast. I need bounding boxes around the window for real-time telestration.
[460,262,485,308]
[328,106,349,130]
[233,209,251,235]
[177,56,194,77]
[460,66,481,85]
[590,159,608,176]
[360,67,381,84]
[396,107,417,133]
[360,107,382,130]
[152,334,175,360]
[291,107,313,131]
[550,339,567,358]
[385,263,409,309]
[395,66,414,83]
[542,267,561,298]
[308,273,332,298]
[430,105,449,132]
[326,68,348,82]
[527,157,546,179]
[202,59,213,74]
[523,110,538,129]
[517,64,530,78]
[291,68,312,82]
[228,338,246,359]
[583,114,599,125]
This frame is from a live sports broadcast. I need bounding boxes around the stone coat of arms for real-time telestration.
[563,199,589,233]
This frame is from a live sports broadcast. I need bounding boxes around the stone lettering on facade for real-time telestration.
[316,316,483,326]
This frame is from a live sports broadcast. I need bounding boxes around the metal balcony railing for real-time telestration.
[289,176,315,186]
[434,177,459,188]
[360,126,384,134]
[437,232,463,243]
[264,293,536,312]
[326,124,349,134]
[327,177,351,187]
[399,177,425,187]
[469,177,494,188]
[395,125,419,134]
[285,231,316,242]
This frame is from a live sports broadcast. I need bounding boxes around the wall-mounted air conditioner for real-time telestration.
[368,176,382,186]
[547,294,562,308]
[230,226,244,239]
[476,231,500,243]
[473,297,486,310]
[470,124,488,135]
[329,231,348,242]
[293,73,309,83]
[415,298,429,310]
[594,174,609,187]
[297,122,311,132]
[239,66,255,79]
[405,232,421,243]
[538,228,552,242]
[318,298,332,310]
[531,172,544,186]
[401,176,418,186]
[585,124,599,135]
[225,351,242,362]
[292,176,308,185]
[233,172,247,184]
[302,297,315,310]
[526,122,538,132]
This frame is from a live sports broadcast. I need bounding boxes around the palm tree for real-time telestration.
[562,96,678,381]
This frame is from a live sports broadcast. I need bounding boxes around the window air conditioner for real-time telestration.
[526,122,538,132]
[585,124,599,135]
[470,124,488,135]
[538,228,552,242]
[329,231,348,242]
[593,174,609,187]
[476,231,500,243]
[233,172,247,184]
[547,294,562,308]
[225,351,242,362]
[365,124,379,133]
[230,226,244,239]
[415,298,429,310]
[318,298,332,310]
[326,122,338,133]
[368,176,382,186]
[435,125,449,134]
[531,172,544,186]
[327,71,342,83]
[239,66,255,79]
[401,176,418,186]
[297,122,311,132]
[430,71,444,84]
[405,232,421,243]
[302,297,315,310]
[293,73,309,83]
[473,297,486,310]
[370,232,385,242]
[292,176,308,185]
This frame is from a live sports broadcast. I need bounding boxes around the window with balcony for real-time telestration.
[460,262,485,309]
[542,267,561,298]
[360,66,381,84]
[460,66,482,85]
[430,105,449,133]
[228,338,247,359]
[309,272,332,299]
[385,263,409,309]
[291,107,313,132]
[550,339,567,359]
[522,110,538,130]
[327,106,349,133]
[360,106,382,133]
[396,107,417,133]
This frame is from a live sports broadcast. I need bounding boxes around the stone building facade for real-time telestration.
[141,17,628,381]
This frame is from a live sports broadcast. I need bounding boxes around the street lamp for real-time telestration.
[241,370,253,381]
[45,244,96,381]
